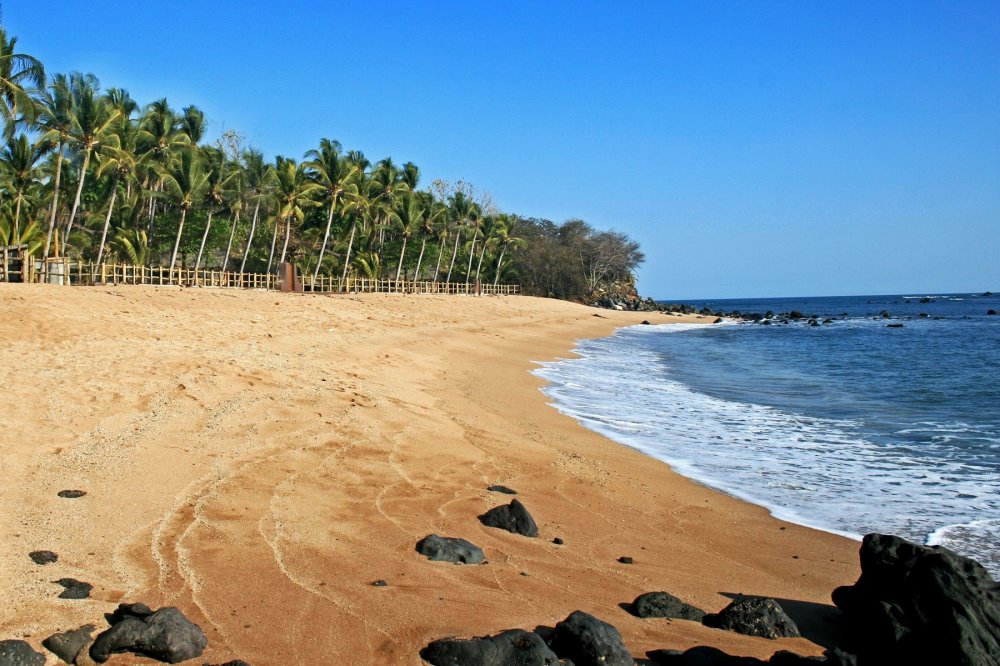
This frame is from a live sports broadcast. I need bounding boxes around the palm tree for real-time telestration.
[37,73,74,259]
[492,216,526,285]
[339,150,370,287]
[238,148,268,275]
[92,137,138,266]
[193,146,232,274]
[220,159,245,270]
[137,98,189,247]
[270,155,320,267]
[0,133,46,240]
[412,192,445,283]
[392,190,424,281]
[464,204,483,289]
[161,147,207,277]
[63,73,120,246]
[444,191,474,286]
[304,138,358,283]
[0,27,44,139]
[178,105,206,144]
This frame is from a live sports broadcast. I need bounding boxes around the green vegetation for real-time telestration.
[0,25,643,300]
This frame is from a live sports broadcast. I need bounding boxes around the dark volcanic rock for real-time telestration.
[479,499,538,537]
[415,534,485,564]
[487,484,518,495]
[28,550,58,565]
[632,591,705,621]
[617,556,634,564]
[647,645,765,665]
[90,604,208,664]
[549,610,633,666]
[421,629,560,665]
[371,579,388,587]
[57,489,87,498]
[831,532,1000,666]
[203,661,252,666]
[702,597,800,639]
[54,578,92,599]
[42,624,95,664]
[0,640,45,666]
[553,537,564,545]
[988,309,997,315]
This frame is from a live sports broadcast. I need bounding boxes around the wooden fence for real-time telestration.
[1,258,520,296]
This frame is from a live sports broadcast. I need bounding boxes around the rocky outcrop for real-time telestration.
[42,625,95,664]
[479,499,538,537]
[631,591,705,621]
[702,597,800,639]
[648,646,856,665]
[0,641,45,666]
[53,578,92,600]
[549,610,633,666]
[89,604,207,664]
[487,484,517,495]
[831,533,1000,665]
[415,534,485,564]
[28,550,58,565]
[421,629,560,665]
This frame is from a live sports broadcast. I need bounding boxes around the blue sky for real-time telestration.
[6,1,999,298]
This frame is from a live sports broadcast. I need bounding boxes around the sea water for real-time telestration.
[534,293,1000,575]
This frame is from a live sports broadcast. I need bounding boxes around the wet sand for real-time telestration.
[0,284,860,664]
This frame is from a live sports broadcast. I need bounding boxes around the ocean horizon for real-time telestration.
[535,291,1000,575]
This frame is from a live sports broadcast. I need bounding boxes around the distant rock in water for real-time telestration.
[631,591,705,621]
[54,578,92,599]
[479,499,538,537]
[702,597,800,639]
[988,309,997,315]
[42,624,95,664]
[549,610,633,666]
[487,484,518,495]
[886,323,904,328]
[90,604,208,664]
[28,550,58,565]
[415,534,485,564]
[421,629,560,665]
[57,489,86,498]
[832,532,1000,665]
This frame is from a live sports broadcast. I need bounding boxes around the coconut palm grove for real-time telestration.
[0,26,643,300]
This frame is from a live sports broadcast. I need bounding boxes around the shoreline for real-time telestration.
[0,285,860,664]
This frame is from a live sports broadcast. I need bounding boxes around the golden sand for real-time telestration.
[0,284,859,664]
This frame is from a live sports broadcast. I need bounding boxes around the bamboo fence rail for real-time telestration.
[0,257,520,296]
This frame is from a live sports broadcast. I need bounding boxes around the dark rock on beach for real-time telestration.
[549,610,633,666]
[203,661,252,666]
[647,646,856,665]
[57,490,87,498]
[487,484,518,495]
[632,591,705,621]
[479,499,538,537]
[371,579,388,587]
[416,534,485,564]
[42,624,95,664]
[617,556,634,564]
[421,629,560,665]
[90,604,208,664]
[702,597,800,639]
[831,532,1000,665]
[0,640,45,666]
[28,550,58,565]
[552,537,564,545]
[54,578,92,599]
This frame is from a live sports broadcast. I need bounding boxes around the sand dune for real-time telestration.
[0,284,859,664]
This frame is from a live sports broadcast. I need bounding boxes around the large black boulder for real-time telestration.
[0,641,45,666]
[632,591,705,621]
[831,532,1000,665]
[90,604,208,663]
[421,628,560,665]
[548,610,633,666]
[416,534,485,564]
[702,597,800,639]
[479,499,538,537]
[42,624,95,663]
[647,645,765,665]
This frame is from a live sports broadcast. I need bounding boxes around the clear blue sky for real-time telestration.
[6,1,999,298]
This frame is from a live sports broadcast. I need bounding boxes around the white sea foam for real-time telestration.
[534,324,1000,576]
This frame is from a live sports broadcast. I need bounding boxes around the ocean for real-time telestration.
[533,293,1000,575]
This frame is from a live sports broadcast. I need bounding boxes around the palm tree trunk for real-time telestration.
[222,210,239,270]
[42,142,66,260]
[279,217,291,265]
[414,238,427,283]
[240,199,260,275]
[266,217,279,273]
[493,246,507,285]
[465,229,479,288]
[313,200,336,282]
[475,238,488,284]
[194,210,213,275]
[339,218,358,290]
[169,207,188,279]
[95,175,119,267]
[394,236,409,281]
[13,192,23,241]
[446,229,462,285]
[65,149,92,245]
[434,235,446,281]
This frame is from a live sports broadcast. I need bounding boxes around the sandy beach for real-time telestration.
[0,284,860,664]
